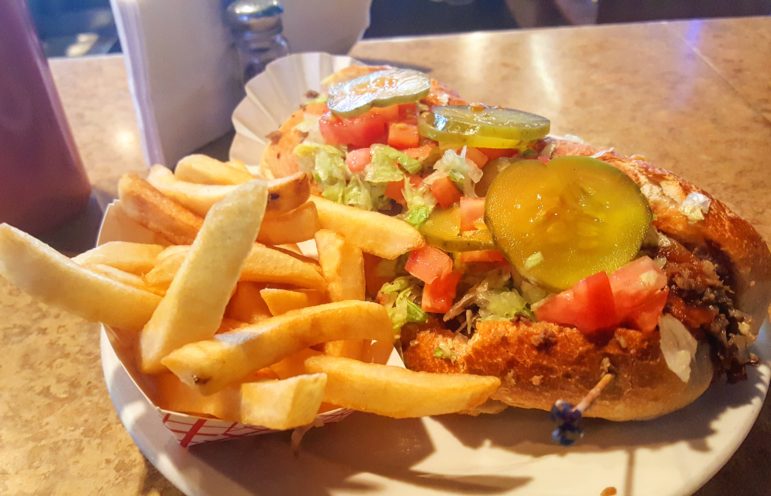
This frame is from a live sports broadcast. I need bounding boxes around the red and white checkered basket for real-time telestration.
[160,408,353,448]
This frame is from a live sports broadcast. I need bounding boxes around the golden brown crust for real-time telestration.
[261,110,306,178]
[117,174,203,245]
[403,320,713,421]
[550,139,771,335]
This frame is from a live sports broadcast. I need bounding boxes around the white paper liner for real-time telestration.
[229,52,358,166]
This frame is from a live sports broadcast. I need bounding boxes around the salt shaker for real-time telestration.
[225,0,290,82]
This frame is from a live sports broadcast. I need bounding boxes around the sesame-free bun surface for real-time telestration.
[402,320,714,421]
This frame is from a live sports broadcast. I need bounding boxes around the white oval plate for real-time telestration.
[122,51,769,495]
[102,322,768,496]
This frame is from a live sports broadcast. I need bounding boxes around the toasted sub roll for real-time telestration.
[402,142,769,421]
[402,321,714,421]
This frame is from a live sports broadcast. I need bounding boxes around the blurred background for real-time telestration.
[30,0,771,58]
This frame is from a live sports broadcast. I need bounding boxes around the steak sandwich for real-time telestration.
[262,64,771,421]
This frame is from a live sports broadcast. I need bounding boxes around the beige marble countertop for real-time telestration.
[1,17,769,495]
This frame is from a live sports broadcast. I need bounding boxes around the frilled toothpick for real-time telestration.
[550,373,615,446]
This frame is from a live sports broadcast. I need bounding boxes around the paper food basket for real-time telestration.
[99,52,396,447]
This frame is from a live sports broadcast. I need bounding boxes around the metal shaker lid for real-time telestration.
[225,0,284,35]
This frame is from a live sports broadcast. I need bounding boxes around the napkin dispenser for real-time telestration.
[110,0,372,168]
[110,0,243,167]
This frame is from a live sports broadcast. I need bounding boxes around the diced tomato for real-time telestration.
[385,181,406,206]
[459,250,506,264]
[385,175,421,206]
[464,147,490,168]
[405,245,453,284]
[626,289,669,333]
[388,122,420,149]
[319,111,388,149]
[460,197,485,231]
[370,104,400,122]
[403,143,437,163]
[430,176,462,209]
[422,270,462,314]
[609,256,668,332]
[345,148,372,173]
[478,148,518,161]
[536,256,669,335]
[304,101,328,115]
[536,272,618,335]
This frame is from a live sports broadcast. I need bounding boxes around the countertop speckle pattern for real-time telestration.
[1,17,769,495]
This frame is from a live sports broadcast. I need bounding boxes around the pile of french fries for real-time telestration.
[0,154,500,432]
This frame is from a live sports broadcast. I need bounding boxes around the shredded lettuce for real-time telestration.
[365,144,425,183]
[365,155,404,183]
[379,276,412,297]
[371,144,422,174]
[477,289,532,321]
[343,175,373,210]
[402,178,436,227]
[379,276,427,332]
[293,143,347,202]
[426,148,483,198]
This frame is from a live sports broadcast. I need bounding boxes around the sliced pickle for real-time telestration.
[327,68,431,118]
[418,105,550,148]
[485,156,652,291]
[419,207,495,252]
[476,157,518,196]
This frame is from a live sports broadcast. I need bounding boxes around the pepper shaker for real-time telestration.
[225,0,290,82]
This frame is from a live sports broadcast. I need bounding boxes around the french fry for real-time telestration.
[153,373,242,421]
[218,318,250,333]
[144,243,326,291]
[315,229,365,301]
[226,282,271,323]
[73,241,164,275]
[147,165,233,216]
[226,159,250,173]
[118,173,203,245]
[162,300,393,394]
[315,229,366,359]
[269,348,322,379]
[85,264,164,296]
[259,288,326,316]
[140,180,268,373]
[153,367,280,420]
[262,172,311,214]
[275,243,303,255]
[175,154,254,185]
[240,374,327,430]
[258,202,319,244]
[0,224,160,331]
[310,196,424,259]
[154,244,190,264]
[304,356,501,418]
[150,165,310,216]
